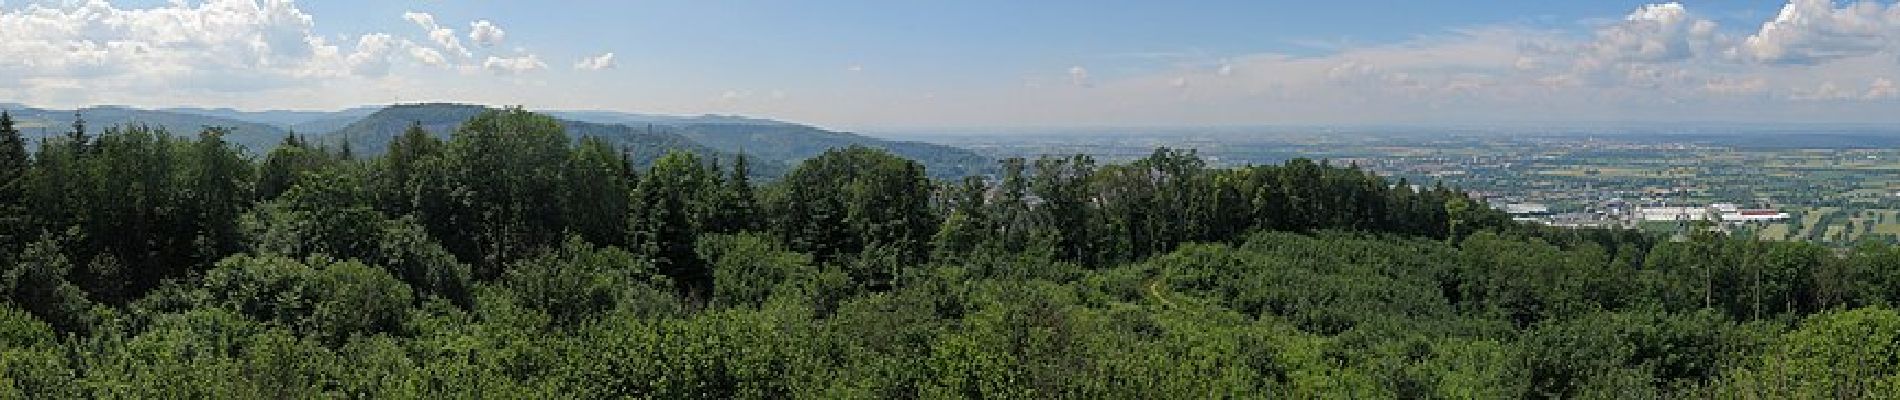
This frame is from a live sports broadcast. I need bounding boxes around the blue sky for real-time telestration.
[4,1,1900,129]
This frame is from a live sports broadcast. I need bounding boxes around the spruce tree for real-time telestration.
[67,111,88,154]
[725,153,759,232]
[0,110,28,253]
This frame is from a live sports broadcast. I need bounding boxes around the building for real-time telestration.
[1636,206,1709,222]
[1503,203,1552,222]
[1634,204,1789,224]
[1719,209,1791,223]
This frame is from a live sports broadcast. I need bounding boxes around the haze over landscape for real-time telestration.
[13,1,1900,398]
[6,0,1900,127]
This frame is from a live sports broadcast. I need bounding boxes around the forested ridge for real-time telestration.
[3,107,1900,398]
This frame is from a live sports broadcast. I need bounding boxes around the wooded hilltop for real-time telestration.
[3,108,1899,398]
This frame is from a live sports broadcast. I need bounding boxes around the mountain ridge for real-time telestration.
[3,102,991,177]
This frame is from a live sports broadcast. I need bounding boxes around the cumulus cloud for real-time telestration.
[1733,0,1900,64]
[574,52,615,70]
[0,0,398,99]
[406,42,449,67]
[1054,0,1900,124]
[344,33,398,76]
[1585,3,1725,63]
[469,19,506,47]
[403,11,472,58]
[483,54,547,74]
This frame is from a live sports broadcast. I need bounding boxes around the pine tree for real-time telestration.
[724,153,759,232]
[67,111,88,154]
[0,110,29,253]
[0,110,25,197]
[628,150,715,301]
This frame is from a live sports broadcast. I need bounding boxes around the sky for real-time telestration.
[4,0,1900,129]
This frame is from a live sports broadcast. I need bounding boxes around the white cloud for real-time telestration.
[469,19,506,47]
[406,42,449,67]
[847,65,864,72]
[1585,3,1726,63]
[1866,77,1898,99]
[574,52,616,70]
[483,54,547,74]
[1733,0,1900,64]
[0,0,397,99]
[1026,1,1900,125]
[345,33,398,76]
[402,11,472,58]
[1068,66,1090,87]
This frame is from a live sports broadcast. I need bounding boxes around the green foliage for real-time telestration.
[564,137,634,247]
[0,235,96,333]
[244,169,472,304]
[434,107,572,275]
[698,232,814,309]
[16,107,1900,397]
[199,255,412,342]
[0,111,27,255]
[254,133,340,201]
[629,150,719,300]
[769,146,936,289]
[500,237,673,327]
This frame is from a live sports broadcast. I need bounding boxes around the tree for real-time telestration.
[434,108,571,275]
[0,236,96,333]
[1028,154,1098,264]
[698,232,812,308]
[0,110,27,254]
[628,151,716,301]
[770,146,936,289]
[563,137,632,247]
[246,169,471,304]
[502,236,672,326]
[707,153,760,234]
[185,127,254,261]
[931,176,992,261]
[247,170,385,260]
[200,254,413,342]
[375,121,443,215]
[256,133,335,201]
[67,111,88,154]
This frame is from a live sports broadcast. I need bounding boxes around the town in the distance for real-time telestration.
[911,125,1900,245]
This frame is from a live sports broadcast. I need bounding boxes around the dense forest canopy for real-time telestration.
[5,107,1900,397]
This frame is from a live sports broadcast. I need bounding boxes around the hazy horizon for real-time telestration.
[6,1,1900,128]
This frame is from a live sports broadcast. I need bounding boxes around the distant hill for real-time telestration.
[313,103,490,155]
[668,122,991,178]
[162,106,382,136]
[547,110,795,127]
[312,103,783,175]
[3,103,990,178]
[318,104,984,177]
[3,105,290,154]
[549,110,988,177]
